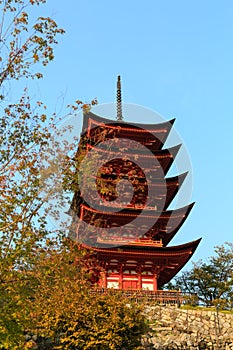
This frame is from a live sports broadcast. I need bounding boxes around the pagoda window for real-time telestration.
[110,259,118,264]
[142,271,153,276]
[126,260,137,264]
[126,264,137,268]
[123,270,137,275]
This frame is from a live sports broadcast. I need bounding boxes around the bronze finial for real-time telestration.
[116,75,123,121]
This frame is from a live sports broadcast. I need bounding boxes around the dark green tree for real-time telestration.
[168,242,233,308]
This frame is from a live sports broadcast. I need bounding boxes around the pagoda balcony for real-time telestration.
[90,288,188,305]
[96,236,163,247]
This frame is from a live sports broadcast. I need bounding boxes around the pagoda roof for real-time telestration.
[82,111,175,132]
[77,202,194,246]
[81,112,175,150]
[84,238,201,288]
[74,172,188,213]
[160,172,188,210]
[81,143,181,175]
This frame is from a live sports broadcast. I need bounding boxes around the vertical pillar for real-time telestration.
[103,271,107,288]
[119,263,123,289]
[138,266,142,290]
[153,274,158,291]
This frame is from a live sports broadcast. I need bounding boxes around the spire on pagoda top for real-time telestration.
[116,75,123,121]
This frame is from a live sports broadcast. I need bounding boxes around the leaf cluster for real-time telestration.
[0,3,145,349]
[168,242,233,308]
[0,0,65,89]
[1,240,147,349]
[31,243,147,350]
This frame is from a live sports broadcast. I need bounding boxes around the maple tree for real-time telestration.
[0,2,147,349]
[0,1,68,347]
[25,240,147,350]
[0,0,66,264]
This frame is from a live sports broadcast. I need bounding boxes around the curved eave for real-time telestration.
[80,112,175,150]
[158,238,201,287]
[164,172,188,210]
[84,238,201,254]
[82,132,166,152]
[82,111,175,132]
[82,143,181,174]
[152,202,194,246]
[77,202,194,247]
[82,238,201,288]
[69,172,188,214]
[79,202,194,221]
[85,141,181,157]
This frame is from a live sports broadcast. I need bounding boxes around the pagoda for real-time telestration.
[70,76,201,291]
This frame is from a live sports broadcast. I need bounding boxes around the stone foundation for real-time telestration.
[142,305,233,349]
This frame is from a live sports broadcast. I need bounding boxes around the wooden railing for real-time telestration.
[90,288,187,306]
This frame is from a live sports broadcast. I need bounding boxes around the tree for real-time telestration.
[0,1,81,347]
[0,0,65,264]
[0,0,65,87]
[25,239,147,350]
[169,242,233,308]
[0,2,146,349]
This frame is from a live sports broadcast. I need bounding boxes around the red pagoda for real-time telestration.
[70,76,201,291]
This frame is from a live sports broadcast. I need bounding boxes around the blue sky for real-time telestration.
[27,1,233,264]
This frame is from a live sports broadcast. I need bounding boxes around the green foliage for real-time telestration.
[0,3,145,349]
[0,1,77,348]
[168,242,233,308]
[26,241,147,350]
[1,237,148,349]
[0,0,65,269]
[0,1,67,347]
[0,0,65,87]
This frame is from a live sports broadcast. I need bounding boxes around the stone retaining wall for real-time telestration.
[142,305,233,349]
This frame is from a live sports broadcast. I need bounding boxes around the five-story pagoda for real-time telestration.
[70,76,201,291]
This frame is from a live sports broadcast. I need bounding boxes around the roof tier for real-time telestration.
[84,238,201,288]
[72,172,188,213]
[81,112,175,151]
[77,143,181,176]
[73,203,194,247]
